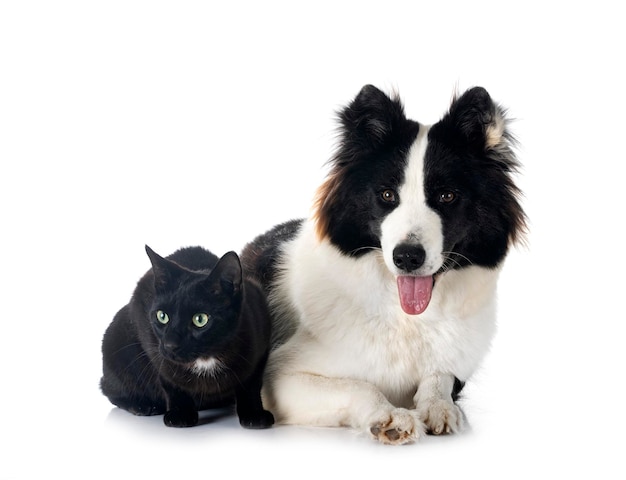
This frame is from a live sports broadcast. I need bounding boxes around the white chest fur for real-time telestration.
[271,223,500,406]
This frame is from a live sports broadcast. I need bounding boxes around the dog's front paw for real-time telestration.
[418,399,464,435]
[369,408,425,445]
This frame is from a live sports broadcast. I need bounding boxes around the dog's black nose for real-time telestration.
[392,244,426,272]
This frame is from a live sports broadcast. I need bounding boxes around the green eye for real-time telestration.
[156,310,169,324]
[192,313,210,328]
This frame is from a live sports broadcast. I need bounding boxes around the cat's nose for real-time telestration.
[163,340,180,352]
[161,338,184,359]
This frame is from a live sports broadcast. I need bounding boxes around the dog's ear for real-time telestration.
[338,85,408,151]
[447,87,507,150]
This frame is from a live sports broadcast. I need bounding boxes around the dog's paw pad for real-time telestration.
[369,409,425,445]
[419,400,464,435]
[370,425,405,443]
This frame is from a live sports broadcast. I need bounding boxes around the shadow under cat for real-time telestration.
[106,404,237,428]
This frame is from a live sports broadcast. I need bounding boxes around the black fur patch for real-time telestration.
[425,87,526,270]
[241,219,302,286]
[313,85,420,256]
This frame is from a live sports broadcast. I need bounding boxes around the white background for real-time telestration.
[1,1,624,478]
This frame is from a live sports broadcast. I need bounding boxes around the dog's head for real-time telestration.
[313,85,527,314]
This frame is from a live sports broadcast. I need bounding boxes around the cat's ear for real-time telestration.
[209,251,242,297]
[145,245,183,291]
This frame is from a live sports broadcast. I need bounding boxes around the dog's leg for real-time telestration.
[265,372,425,445]
[414,373,465,434]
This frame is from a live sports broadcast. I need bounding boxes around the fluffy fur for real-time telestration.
[241,85,526,445]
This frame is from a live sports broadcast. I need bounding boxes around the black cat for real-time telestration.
[100,245,274,429]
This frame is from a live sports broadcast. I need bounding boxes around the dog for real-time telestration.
[241,84,527,445]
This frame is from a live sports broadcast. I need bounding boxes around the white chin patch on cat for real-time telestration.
[191,357,222,376]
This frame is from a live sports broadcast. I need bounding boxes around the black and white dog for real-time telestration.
[241,85,526,445]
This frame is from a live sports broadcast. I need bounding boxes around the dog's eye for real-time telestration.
[439,191,457,204]
[380,189,398,204]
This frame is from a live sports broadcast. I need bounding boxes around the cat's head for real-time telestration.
[145,245,243,365]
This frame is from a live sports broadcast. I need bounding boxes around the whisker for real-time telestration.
[350,246,382,256]
[441,251,473,271]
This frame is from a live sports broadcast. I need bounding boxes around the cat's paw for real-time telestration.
[418,399,464,435]
[163,408,199,428]
[238,409,275,429]
[369,408,425,445]
[109,395,166,417]
[128,403,166,416]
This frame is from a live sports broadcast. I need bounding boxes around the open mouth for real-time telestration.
[396,275,434,315]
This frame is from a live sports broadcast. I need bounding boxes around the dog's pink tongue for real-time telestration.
[397,276,433,315]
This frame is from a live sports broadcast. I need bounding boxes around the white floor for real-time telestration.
[2,1,624,478]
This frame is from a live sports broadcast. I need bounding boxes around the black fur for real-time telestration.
[313,85,420,256]
[100,245,274,429]
[425,86,526,270]
[241,219,302,286]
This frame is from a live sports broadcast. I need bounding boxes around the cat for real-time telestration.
[100,245,274,429]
